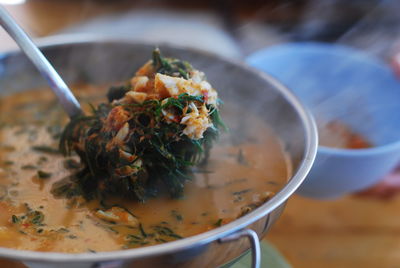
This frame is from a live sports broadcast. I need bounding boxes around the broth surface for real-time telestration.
[0,85,291,253]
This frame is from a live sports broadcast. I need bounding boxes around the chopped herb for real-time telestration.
[88,249,97,253]
[32,145,61,155]
[152,225,182,239]
[152,48,192,79]
[167,233,182,239]
[38,156,48,164]
[11,215,20,224]
[37,170,52,179]
[12,205,46,232]
[30,210,45,225]
[127,234,142,240]
[171,210,183,221]
[139,224,147,238]
[214,219,223,227]
[209,105,228,131]
[232,189,252,196]
[51,178,82,199]
[124,222,183,248]
[21,164,37,170]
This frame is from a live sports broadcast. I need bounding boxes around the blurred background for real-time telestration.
[1,1,400,268]
[1,0,400,61]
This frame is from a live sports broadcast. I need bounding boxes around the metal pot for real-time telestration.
[0,36,318,268]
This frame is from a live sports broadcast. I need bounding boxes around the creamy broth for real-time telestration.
[0,85,291,253]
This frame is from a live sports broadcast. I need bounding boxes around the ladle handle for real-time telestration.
[219,229,261,268]
[0,5,81,118]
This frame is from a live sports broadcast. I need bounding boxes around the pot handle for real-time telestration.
[219,229,261,268]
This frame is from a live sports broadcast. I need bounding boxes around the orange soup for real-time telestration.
[0,85,291,253]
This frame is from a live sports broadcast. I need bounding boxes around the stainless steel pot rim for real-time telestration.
[0,34,318,263]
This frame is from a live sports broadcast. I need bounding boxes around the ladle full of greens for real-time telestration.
[59,49,225,202]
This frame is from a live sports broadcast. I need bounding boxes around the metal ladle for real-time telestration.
[0,5,82,118]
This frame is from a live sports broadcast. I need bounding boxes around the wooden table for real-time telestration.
[268,194,400,268]
[1,2,400,268]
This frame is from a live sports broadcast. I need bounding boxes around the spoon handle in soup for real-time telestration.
[0,5,82,118]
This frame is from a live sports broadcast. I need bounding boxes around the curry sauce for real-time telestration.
[0,85,291,253]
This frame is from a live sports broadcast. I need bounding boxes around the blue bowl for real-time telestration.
[247,42,400,199]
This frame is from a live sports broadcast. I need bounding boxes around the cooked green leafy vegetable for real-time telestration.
[59,49,225,202]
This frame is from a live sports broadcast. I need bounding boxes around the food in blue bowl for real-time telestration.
[247,42,400,199]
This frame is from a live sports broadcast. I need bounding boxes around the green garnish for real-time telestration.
[30,210,45,225]
[11,205,45,227]
[32,145,61,155]
[21,164,37,170]
[232,189,252,196]
[214,219,223,227]
[171,210,183,221]
[37,170,52,179]
[11,215,20,224]
[124,224,183,248]
[152,48,192,79]
[139,224,147,238]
